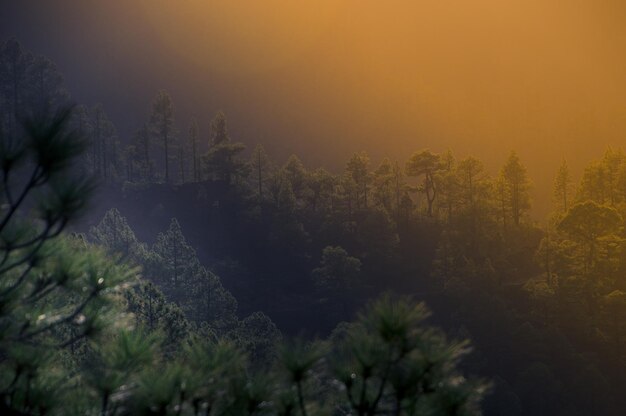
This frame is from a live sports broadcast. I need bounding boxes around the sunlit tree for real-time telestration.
[553,160,573,214]
[406,150,442,217]
[346,151,371,209]
[557,200,622,276]
[500,151,530,226]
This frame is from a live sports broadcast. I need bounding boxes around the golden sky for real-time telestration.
[5,0,625,215]
[138,0,626,159]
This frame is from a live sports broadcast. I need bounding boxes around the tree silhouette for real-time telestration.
[149,90,175,182]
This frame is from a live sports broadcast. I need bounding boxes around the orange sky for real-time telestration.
[138,0,626,211]
[3,0,625,216]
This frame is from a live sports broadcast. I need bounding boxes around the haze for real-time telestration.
[2,0,625,215]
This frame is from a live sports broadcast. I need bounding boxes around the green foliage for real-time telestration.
[577,148,625,206]
[553,160,572,214]
[0,38,70,134]
[152,218,198,291]
[312,246,361,292]
[203,111,249,183]
[557,201,623,276]
[500,151,531,227]
[229,311,282,368]
[283,154,308,198]
[406,150,443,217]
[558,201,622,244]
[0,107,136,414]
[125,281,192,356]
[189,267,238,331]
[90,207,142,258]
[346,152,371,209]
[329,296,487,415]
[130,123,153,181]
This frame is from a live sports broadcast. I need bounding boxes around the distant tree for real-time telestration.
[283,154,308,197]
[152,218,198,290]
[26,55,67,114]
[346,151,371,208]
[307,167,336,212]
[190,267,238,330]
[438,151,460,220]
[249,144,272,201]
[0,38,32,132]
[90,104,117,180]
[188,119,200,182]
[578,149,626,206]
[203,112,248,183]
[554,160,573,214]
[209,110,229,146]
[124,143,138,181]
[406,150,442,217]
[313,246,361,291]
[312,246,361,318]
[579,161,609,205]
[373,158,394,212]
[132,123,152,181]
[0,39,70,133]
[269,171,297,215]
[125,281,192,354]
[455,156,491,251]
[228,311,282,367]
[177,132,188,183]
[72,105,93,173]
[90,208,141,258]
[338,171,359,219]
[534,230,559,288]
[391,161,410,223]
[148,90,175,182]
[557,201,622,276]
[601,148,624,206]
[457,156,485,210]
[500,151,530,226]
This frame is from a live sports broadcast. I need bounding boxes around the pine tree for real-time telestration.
[132,123,152,181]
[149,90,175,182]
[152,218,198,292]
[90,208,141,258]
[346,151,371,209]
[500,151,531,226]
[189,119,200,182]
[0,107,136,414]
[249,144,272,201]
[203,111,248,183]
[554,159,572,214]
[90,104,117,180]
[191,268,238,331]
[406,150,442,217]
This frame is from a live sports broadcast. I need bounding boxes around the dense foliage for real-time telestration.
[5,37,626,415]
[0,39,485,415]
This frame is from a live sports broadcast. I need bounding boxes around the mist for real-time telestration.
[2,0,626,216]
[4,2,626,415]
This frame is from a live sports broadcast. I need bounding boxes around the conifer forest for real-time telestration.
[2,2,626,415]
